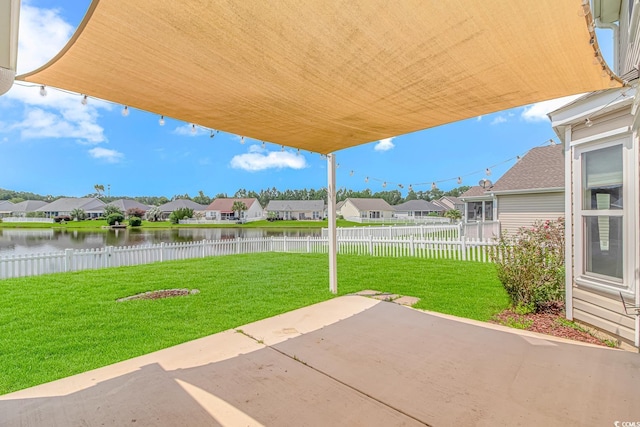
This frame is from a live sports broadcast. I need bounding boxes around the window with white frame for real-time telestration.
[576,140,628,287]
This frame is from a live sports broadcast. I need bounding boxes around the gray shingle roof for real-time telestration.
[0,200,14,213]
[460,186,490,199]
[394,200,444,212]
[266,200,324,211]
[157,199,207,212]
[107,199,150,212]
[346,198,393,211]
[490,144,564,192]
[35,198,106,212]
[10,200,49,212]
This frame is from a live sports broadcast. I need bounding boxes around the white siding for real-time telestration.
[497,192,564,234]
[572,108,632,142]
[340,201,361,219]
[573,288,635,343]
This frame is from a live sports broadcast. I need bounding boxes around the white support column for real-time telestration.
[327,153,338,294]
[564,126,574,320]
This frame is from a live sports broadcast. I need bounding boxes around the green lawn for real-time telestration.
[0,253,507,394]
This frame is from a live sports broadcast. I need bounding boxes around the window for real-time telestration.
[577,142,627,286]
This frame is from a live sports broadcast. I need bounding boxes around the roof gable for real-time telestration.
[346,198,393,211]
[158,199,208,212]
[490,144,564,193]
[35,197,105,212]
[206,198,259,212]
[10,200,49,212]
[266,200,324,211]
[394,200,444,211]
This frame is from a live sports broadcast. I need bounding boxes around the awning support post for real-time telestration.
[327,153,337,294]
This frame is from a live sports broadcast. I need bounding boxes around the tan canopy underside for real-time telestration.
[18,0,619,153]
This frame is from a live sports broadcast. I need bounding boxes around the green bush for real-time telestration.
[128,216,142,227]
[104,205,124,217]
[169,207,194,224]
[106,213,125,226]
[493,218,565,312]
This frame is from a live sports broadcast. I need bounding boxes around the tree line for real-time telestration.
[0,185,470,207]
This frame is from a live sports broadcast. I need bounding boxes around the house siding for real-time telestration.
[571,108,632,142]
[573,288,635,343]
[497,193,564,234]
[340,201,360,219]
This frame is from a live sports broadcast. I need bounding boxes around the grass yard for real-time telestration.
[0,253,507,394]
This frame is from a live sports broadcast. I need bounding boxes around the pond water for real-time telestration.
[0,228,322,257]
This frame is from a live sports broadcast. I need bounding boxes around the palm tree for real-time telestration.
[94,184,105,197]
[231,201,248,220]
[444,209,462,222]
[70,208,86,221]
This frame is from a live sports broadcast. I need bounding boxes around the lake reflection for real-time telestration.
[0,228,321,256]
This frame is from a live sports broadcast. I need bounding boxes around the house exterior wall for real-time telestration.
[340,201,361,219]
[496,192,564,235]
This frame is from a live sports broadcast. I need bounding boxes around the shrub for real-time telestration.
[70,208,86,221]
[146,206,162,222]
[126,207,146,219]
[492,218,565,312]
[128,216,142,227]
[53,215,71,223]
[106,213,125,226]
[169,207,194,224]
[104,205,124,217]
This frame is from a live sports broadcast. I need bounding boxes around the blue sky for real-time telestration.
[0,1,615,199]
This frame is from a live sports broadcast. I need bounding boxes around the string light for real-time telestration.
[159,115,165,126]
[431,182,437,190]
[191,123,196,134]
[408,185,413,192]
[81,95,88,106]
[457,177,462,185]
[350,170,354,176]
[39,85,47,97]
[297,148,300,156]
[585,118,593,127]
[485,168,491,176]
[382,182,387,188]
[262,141,266,149]
[398,184,404,189]
[121,105,129,117]
[240,136,245,144]
[281,145,285,152]
[365,177,369,183]
[210,130,215,138]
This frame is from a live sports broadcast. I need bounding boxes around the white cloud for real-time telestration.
[0,4,111,144]
[490,116,507,125]
[521,94,584,122]
[476,116,483,122]
[230,146,307,171]
[88,147,124,163]
[374,137,395,152]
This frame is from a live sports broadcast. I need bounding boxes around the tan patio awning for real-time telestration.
[18,0,620,154]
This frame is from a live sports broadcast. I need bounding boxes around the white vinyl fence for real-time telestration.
[0,235,498,280]
[2,217,54,223]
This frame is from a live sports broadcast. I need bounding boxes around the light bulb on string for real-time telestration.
[281,145,285,152]
[159,115,165,126]
[457,177,462,185]
[382,182,387,188]
[39,85,47,97]
[516,155,521,162]
[585,118,593,127]
[261,141,266,149]
[81,95,88,106]
[431,182,437,190]
[398,184,404,189]
[609,78,617,88]
[297,148,300,156]
[191,124,196,134]
[364,177,369,183]
[592,52,600,65]
[349,170,354,176]
[485,168,491,176]
[408,185,413,192]
[578,0,590,17]
[210,130,215,139]
[121,106,129,117]
[240,136,245,144]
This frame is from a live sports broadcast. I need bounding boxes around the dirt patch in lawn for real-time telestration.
[117,289,199,302]
[491,308,616,347]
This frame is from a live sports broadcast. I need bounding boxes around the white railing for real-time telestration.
[462,221,501,240]
[1,217,54,223]
[322,224,461,240]
[0,235,498,280]
[179,217,263,224]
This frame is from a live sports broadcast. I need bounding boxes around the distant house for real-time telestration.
[432,196,464,213]
[10,200,49,217]
[394,200,445,219]
[338,198,394,222]
[265,200,325,220]
[35,197,106,218]
[157,199,208,219]
[460,144,564,234]
[106,199,150,214]
[204,198,262,221]
[0,200,14,218]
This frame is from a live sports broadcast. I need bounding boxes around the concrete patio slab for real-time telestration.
[1,296,639,426]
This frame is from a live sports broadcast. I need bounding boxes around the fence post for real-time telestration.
[160,242,165,262]
[201,239,206,258]
[460,237,467,261]
[106,246,113,268]
[368,235,373,255]
[236,238,241,254]
[410,235,415,257]
[64,248,73,272]
[284,236,288,253]
[306,235,311,253]
[270,236,274,252]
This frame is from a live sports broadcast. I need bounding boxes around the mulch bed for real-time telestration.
[117,289,199,302]
[490,309,609,347]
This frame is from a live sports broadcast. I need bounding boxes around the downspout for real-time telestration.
[595,18,619,74]
[0,0,21,96]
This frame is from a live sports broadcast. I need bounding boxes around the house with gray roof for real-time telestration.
[337,198,394,222]
[9,200,49,217]
[35,197,106,218]
[394,200,445,219]
[106,199,150,215]
[460,144,564,234]
[0,200,14,217]
[157,199,208,219]
[265,200,324,220]
[205,198,263,222]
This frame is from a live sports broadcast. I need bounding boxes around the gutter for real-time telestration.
[0,0,20,96]
[488,187,565,196]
